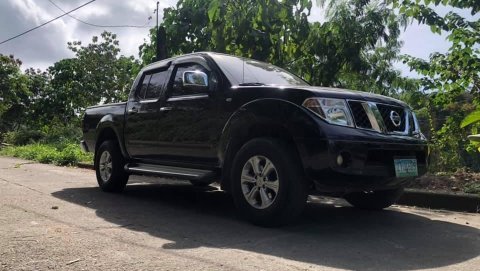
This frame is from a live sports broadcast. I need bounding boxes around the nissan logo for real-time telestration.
[390,111,402,127]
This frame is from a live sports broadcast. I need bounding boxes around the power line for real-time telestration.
[0,0,96,46]
[47,0,152,29]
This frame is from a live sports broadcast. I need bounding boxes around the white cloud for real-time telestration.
[127,0,157,14]
[8,0,50,25]
[0,0,163,70]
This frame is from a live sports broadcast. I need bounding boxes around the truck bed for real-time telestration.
[82,102,127,153]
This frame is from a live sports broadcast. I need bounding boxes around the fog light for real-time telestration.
[337,154,344,166]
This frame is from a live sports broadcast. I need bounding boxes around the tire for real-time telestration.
[344,187,404,210]
[95,140,129,193]
[231,138,307,227]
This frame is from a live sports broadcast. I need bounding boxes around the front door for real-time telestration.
[154,60,224,166]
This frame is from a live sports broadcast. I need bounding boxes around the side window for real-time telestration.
[136,69,169,100]
[137,74,151,99]
[145,70,168,99]
[170,63,209,97]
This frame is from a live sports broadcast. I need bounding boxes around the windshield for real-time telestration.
[210,54,309,86]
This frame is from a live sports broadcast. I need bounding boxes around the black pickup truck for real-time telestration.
[81,52,427,226]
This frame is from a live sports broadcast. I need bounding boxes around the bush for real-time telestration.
[0,143,93,166]
[40,122,82,147]
[56,143,88,165]
[2,120,82,148]
[464,182,480,195]
[3,129,45,145]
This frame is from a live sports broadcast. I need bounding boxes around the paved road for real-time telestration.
[1,156,479,271]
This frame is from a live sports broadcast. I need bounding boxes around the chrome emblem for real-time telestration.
[390,111,402,127]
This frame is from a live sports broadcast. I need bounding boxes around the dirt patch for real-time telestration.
[407,169,480,195]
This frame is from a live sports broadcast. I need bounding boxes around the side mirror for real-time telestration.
[182,71,209,90]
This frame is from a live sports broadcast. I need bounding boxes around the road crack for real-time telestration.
[0,177,45,195]
[0,161,36,169]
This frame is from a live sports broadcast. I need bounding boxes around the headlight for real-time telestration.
[411,112,427,140]
[302,97,354,127]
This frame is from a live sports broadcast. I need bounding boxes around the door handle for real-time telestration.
[128,107,138,114]
[160,107,173,112]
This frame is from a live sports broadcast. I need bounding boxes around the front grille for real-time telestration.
[348,101,372,129]
[347,101,411,134]
[376,104,406,132]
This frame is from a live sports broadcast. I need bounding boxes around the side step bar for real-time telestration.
[124,163,216,181]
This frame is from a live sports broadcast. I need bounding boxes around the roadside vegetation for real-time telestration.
[0,121,93,166]
[0,121,93,165]
[0,143,93,166]
[408,170,480,196]
[0,0,479,193]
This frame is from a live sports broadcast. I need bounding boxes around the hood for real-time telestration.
[296,86,409,108]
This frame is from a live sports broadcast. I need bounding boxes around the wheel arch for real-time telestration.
[95,115,128,158]
[218,98,324,192]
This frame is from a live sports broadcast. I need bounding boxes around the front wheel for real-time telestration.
[344,188,404,210]
[231,138,307,227]
[95,140,129,192]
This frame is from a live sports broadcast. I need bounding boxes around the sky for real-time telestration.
[0,0,475,78]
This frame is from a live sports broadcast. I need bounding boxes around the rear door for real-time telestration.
[124,66,171,160]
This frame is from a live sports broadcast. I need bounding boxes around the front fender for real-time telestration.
[218,98,327,166]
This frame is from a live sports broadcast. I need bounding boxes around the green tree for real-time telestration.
[0,55,31,134]
[44,58,82,123]
[140,0,312,66]
[24,67,53,126]
[297,0,414,95]
[68,31,140,107]
[28,31,141,127]
[393,0,479,99]
[140,0,410,96]
[0,32,141,145]
[391,0,480,170]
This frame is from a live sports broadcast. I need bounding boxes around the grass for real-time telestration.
[406,169,480,196]
[0,143,93,166]
[464,182,480,195]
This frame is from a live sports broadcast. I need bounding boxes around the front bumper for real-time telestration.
[297,135,428,193]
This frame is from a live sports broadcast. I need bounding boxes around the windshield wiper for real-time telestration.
[238,82,266,86]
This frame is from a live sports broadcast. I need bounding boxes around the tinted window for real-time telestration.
[171,63,209,97]
[137,70,169,100]
[145,70,168,99]
[137,74,151,99]
[211,54,308,86]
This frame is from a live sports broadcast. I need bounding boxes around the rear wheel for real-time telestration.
[344,188,404,210]
[95,140,129,192]
[231,138,307,226]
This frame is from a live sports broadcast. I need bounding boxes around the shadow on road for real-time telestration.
[52,178,480,271]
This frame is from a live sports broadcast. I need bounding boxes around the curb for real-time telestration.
[398,189,480,213]
[77,163,94,170]
[71,164,480,213]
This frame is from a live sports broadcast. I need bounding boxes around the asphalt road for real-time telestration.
[1,156,479,271]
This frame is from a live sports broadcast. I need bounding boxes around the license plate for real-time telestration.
[394,158,418,177]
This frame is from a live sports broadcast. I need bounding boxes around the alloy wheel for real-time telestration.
[240,155,280,209]
[98,150,113,182]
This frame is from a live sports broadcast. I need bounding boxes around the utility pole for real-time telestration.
[155,1,167,61]
[156,1,159,31]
